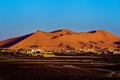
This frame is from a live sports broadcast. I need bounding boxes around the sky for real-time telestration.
[0,0,120,40]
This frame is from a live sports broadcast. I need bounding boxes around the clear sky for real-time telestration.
[0,0,120,40]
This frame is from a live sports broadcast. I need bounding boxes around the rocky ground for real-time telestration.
[0,53,120,80]
[0,61,120,80]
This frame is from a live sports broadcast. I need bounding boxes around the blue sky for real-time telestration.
[0,0,120,40]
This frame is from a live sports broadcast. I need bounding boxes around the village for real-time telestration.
[0,48,120,57]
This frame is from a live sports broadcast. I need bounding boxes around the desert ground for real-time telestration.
[0,54,120,80]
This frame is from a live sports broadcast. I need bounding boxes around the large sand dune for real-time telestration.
[0,29,120,50]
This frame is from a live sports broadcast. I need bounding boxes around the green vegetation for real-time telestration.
[0,60,10,62]
[102,59,120,63]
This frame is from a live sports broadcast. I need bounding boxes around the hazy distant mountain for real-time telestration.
[0,29,120,50]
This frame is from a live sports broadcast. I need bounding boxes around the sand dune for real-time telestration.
[0,29,120,50]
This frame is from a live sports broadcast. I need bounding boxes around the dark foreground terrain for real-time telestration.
[0,61,120,80]
[0,53,120,80]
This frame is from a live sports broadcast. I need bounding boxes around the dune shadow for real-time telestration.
[0,33,33,48]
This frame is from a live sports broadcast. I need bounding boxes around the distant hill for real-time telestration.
[0,29,120,50]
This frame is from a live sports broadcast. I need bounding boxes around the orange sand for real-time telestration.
[0,29,120,50]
